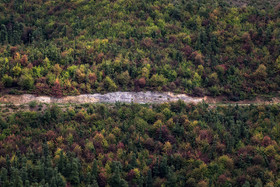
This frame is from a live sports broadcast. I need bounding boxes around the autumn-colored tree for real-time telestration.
[52,79,63,97]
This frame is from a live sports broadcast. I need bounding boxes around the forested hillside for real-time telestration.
[1,102,280,186]
[1,1,280,187]
[0,0,280,99]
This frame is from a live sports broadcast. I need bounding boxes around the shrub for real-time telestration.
[18,74,34,90]
[29,101,37,108]
[104,76,117,91]
[2,74,13,87]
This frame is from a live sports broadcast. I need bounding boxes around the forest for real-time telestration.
[0,0,279,100]
[1,102,280,186]
[1,0,280,186]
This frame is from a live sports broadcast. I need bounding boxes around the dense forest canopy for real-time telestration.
[2,1,280,187]
[0,0,279,99]
[1,102,280,186]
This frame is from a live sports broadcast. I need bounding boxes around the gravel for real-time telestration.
[0,92,204,105]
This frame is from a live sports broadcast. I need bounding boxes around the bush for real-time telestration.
[117,71,130,87]
[149,74,167,87]
[2,74,13,87]
[104,76,117,91]
[29,101,37,108]
[18,74,34,90]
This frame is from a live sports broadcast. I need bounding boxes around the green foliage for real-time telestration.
[149,74,167,87]
[0,24,8,44]
[18,74,34,90]
[117,71,130,87]
[0,0,277,98]
[0,1,280,185]
[103,76,117,91]
[28,101,37,108]
[2,74,13,87]
[70,158,80,185]
[12,65,21,77]
[0,103,280,186]
[109,162,128,187]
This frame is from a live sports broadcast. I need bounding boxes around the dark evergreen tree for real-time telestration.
[153,157,160,177]
[242,181,250,187]
[6,155,11,175]
[166,167,177,187]
[0,24,8,44]
[13,169,23,187]
[130,153,137,168]
[159,156,168,177]
[91,160,98,181]
[50,176,57,187]
[0,168,8,186]
[70,158,80,185]
[20,167,28,185]
[109,162,128,187]
[58,151,65,174]
[56,172,66,187]
[146,169,153,187]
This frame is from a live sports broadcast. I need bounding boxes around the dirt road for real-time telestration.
[0,92,279,105]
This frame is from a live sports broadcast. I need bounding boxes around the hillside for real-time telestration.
[1,102,280,186]
[228,0,279,8]
[0,0,279,100]
[1,1,280,186]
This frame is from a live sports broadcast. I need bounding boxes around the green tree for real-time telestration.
[0,168,8,186]
[104,76,117,91]
[0,25,8,44]
[192,72,202,87]
[13,169,23,187]
[2,74,13,87]
[242,181,250,187]
[109,162,128,187]
[117,71,131,87]
[254,64,267,80]
[130,153,137,169]
[166,167,177,187]
[58,151,65,174]
[18,74,34,90]
[254,181,263,187]
[70,158,80,185]
[149,74,167,87]
[146,169,153,187]
[91,160,98,181]
[56,173,66,187]
[12,65,22,77]
[20,167,28,185]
